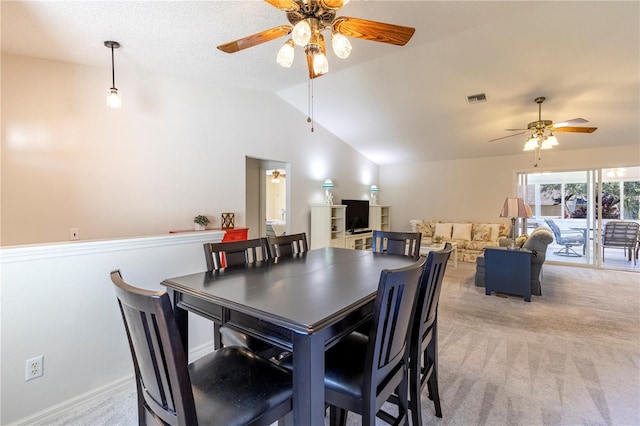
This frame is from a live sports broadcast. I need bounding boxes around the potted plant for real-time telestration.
[193,215,210,231]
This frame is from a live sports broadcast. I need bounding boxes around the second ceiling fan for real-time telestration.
[217,0,415,79]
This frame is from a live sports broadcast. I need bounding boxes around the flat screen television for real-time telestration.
[342,199,370,233]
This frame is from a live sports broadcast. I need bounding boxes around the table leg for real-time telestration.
[292,331,326,426]
[170,290,189,352]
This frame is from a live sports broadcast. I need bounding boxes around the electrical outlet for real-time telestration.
[25,355,44,381]
[70,228,79,240]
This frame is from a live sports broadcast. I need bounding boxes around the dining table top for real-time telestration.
[163,247,421,334]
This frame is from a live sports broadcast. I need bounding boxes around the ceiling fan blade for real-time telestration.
[319,0,347,10]
[333,17,415,46]
[306,34,328,79]
[217,25,292,53]
[505,128,528,131]
[553,118,588,128]
[263,0,299,12]
[489,131,531,142]
[553,126,598,133]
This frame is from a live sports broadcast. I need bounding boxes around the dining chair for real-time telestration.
[110,270,293,426]
[313,257,426,425]
[406,243,452,425]
[371,230,422,259]
[267,233,308,258]
[203,237,270,271]
[203,238,278,356]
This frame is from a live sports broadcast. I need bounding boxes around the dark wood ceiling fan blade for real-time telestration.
[217,25,292,53]
[263,0,299,12]
[489,131,530,142]
[333,17,415,46]
[553,126,597,133]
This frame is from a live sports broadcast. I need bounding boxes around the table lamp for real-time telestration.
[500,197,533,249]
[369,185,379,205]
[323,179,334,205]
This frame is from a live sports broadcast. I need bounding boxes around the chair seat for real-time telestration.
[323,332,369,398]
[189,346,293,426]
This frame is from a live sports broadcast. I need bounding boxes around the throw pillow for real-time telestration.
[472,224,492,242]
[417,220,434,238]
[452,223,472,240]
[434,222,453,240]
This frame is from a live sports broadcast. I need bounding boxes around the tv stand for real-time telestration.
[349,229,371,235]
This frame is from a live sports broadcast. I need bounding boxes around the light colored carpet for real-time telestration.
[44,262,640,425]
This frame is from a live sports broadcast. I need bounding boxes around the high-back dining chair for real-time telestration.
[203,238,270,271]
[407,243,452,425]
[267,233,308,258]
[371,230,422,259]
[203,238,277,355]
[321,257,426,425]
[110,270,293,426]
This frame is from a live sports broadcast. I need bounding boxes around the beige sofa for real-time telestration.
[410,219,512,263]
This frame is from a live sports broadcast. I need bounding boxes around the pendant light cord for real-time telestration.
[110,45,116,89]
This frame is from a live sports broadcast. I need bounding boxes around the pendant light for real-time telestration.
[104,41,121,109]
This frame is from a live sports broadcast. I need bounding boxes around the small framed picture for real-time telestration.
[221,213,235,229]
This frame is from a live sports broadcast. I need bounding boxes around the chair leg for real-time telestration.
[329,406,347,426]
[426,333,442,418]
[409,355,423,426]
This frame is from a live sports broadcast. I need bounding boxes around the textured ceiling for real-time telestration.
[2,1,639,165]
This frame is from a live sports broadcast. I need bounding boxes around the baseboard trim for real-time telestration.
[11,342,216,426]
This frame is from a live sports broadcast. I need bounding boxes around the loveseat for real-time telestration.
[410,219,511,263]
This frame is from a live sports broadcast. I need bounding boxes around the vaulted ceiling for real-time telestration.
[2,1,638,165]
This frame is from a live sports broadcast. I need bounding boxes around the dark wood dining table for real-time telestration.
[162,247,419,425]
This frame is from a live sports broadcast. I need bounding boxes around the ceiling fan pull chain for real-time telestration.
[307,77,315,132]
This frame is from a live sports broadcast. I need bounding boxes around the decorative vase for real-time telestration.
[194,223,206,231]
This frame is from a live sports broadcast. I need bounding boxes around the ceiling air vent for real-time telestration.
[467,93,487,104]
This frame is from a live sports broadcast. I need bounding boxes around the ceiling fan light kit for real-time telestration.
[217,0,415,79]
[489,96,597,166]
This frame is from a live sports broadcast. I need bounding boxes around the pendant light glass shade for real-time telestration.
[277,39,295,68]
[107,88,122,109]
[331,32,352,59]
[292,20,311,46]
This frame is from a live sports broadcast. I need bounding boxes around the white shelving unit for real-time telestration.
[312,204,391,251]
[369,205,390,232]
[310,205,346,250]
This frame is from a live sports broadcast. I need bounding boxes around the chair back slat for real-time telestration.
[204,238,270,271]
[365,257,426,394]
[267,233,308,258]
[112,271,196,426]
[372,230,422,259]
[417,243,453,335]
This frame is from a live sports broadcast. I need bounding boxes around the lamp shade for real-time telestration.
[500,197,532,218]
[322,179,334,189]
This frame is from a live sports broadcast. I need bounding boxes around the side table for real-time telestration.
[484,247,532,302]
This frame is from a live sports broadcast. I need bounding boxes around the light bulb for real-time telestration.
[545,134,558,146]
[292,20,311,46]
[331,32,352,59]
[313,53,329,75]
[277,39,295,67]
[106,88,121,109]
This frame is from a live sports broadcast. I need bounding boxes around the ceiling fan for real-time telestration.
[490,96,597,144]
[217,0,415,79]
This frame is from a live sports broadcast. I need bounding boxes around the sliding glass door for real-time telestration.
[519,166,640,270]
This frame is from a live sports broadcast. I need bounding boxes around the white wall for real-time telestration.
[0,231,224,424]
[381,145,639,231]
[1,54,379,246]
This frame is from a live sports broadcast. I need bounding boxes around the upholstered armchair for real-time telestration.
[475,226,554,296]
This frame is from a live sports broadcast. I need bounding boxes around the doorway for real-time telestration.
[245,157,289,239]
